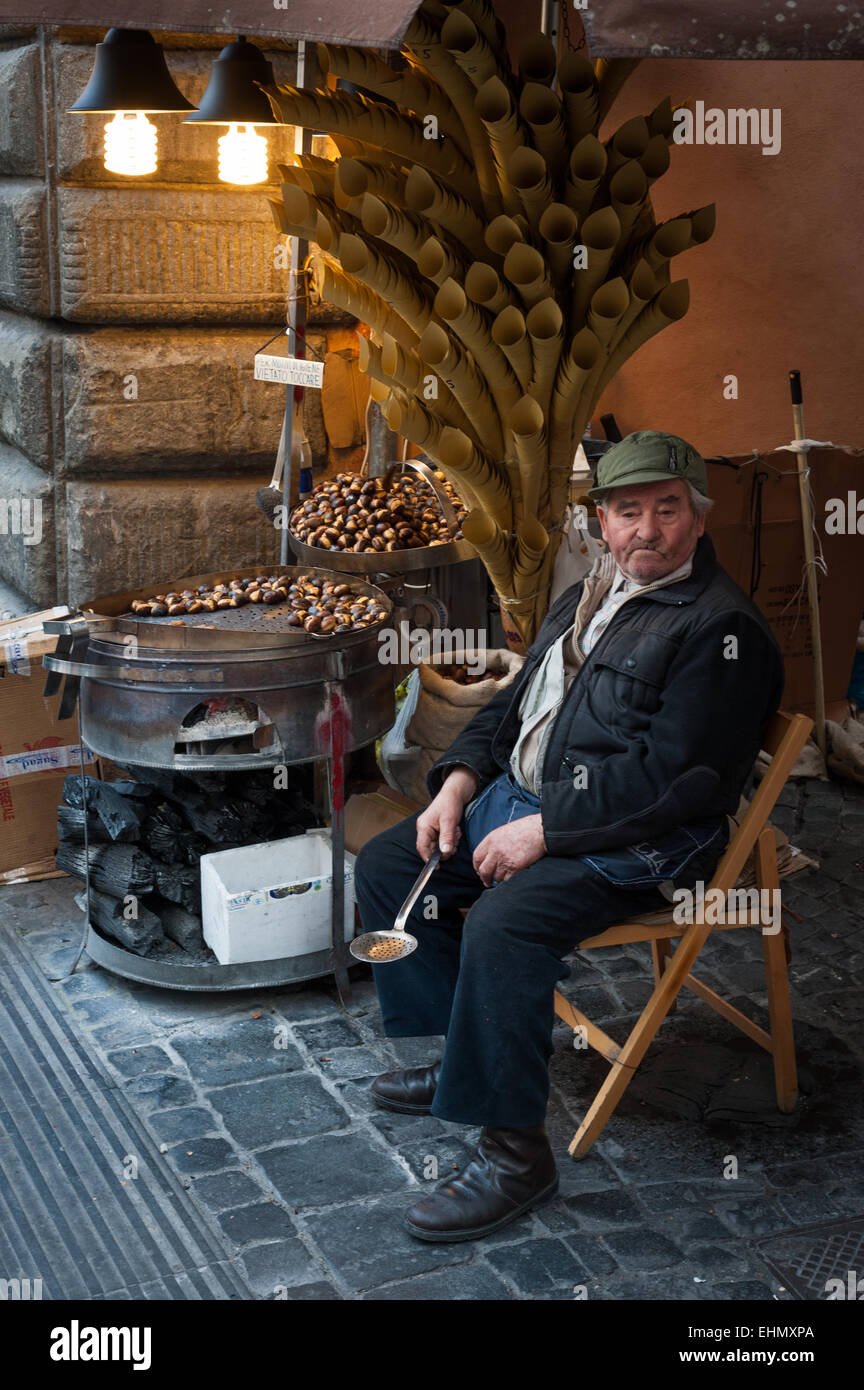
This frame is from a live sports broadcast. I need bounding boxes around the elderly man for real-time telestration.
[354,431,783,1243]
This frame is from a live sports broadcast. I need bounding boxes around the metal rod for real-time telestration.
[788,369,827,756]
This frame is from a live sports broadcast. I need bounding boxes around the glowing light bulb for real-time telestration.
[218,123,268,185]
[103,111,158,176]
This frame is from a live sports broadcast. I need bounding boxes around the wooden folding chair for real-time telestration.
[554,710,814,1158]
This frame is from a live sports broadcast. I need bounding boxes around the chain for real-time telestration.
[561,1,588,52]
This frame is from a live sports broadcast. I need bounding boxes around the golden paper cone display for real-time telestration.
[419,321,505,457]
[491,305,533,389]
[509,395,546,521]
[525,297,563,417]
[503,242,554,310]
[564,134,607,216]
[539,202,578,286]
[276,14,712,643]
[519,83,568,184]
[571,206,621,324]
[507,147,552,233]
[465,261,512,315]
[441,10,501,88]
[557,51,598,146]
[439,427,511,529]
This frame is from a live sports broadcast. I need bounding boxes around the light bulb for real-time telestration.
[218,123,268,185]
[103,111,158,176]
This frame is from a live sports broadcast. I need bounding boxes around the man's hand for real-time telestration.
[472,814,546,886]
[416,766,479,861]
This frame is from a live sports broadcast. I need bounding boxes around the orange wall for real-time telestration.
[593,59,864,455]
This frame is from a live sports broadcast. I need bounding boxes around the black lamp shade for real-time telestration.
[68,28,196,114]
[184,37,277,126]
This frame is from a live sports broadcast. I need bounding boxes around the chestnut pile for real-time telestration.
[290,470,466,554]
[127,573,387,635]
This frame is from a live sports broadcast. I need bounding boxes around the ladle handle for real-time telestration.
[394,847,442,933]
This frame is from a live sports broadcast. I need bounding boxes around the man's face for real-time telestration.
[597,478,705,584]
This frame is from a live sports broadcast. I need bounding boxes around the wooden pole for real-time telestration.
[788,369,827,756]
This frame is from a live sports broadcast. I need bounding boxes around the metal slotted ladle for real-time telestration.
[350,847,442,964]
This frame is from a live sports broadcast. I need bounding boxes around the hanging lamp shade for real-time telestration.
[183,36,277,126]
[68,28,196,114]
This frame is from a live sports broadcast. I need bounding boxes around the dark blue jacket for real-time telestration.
[428,535,784,865]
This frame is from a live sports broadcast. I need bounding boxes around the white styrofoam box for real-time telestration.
[201,829,355,966]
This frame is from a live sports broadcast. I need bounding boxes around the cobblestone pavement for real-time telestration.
[1,775,862,1301]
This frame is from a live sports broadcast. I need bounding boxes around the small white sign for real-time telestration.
[254,354,324,388]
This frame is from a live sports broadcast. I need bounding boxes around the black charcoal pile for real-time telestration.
[56,768,320,960]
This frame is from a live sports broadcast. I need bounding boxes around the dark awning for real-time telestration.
[0,0,858,58]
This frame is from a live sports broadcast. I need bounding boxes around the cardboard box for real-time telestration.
[201,829,355,965]
[0,607,96,881]
[344,786,422,855]
[707,448,864,716]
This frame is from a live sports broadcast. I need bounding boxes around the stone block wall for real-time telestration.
[0,26,369,614]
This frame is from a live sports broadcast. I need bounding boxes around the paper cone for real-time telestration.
[338,232,434,341]
[475,76,524,217]
[508,395,546,520]
[538,202,578,285]
[519,82,568,183]
[335,157,406,208]
[439,0,508,58]
[434,278,522,417]
[416,235,467,287]
[605,258,658,355]
[491,306,533,389]
[587,277,630,347]
[644,216,692,273]
[268,199,314,241]
[564,134,607,216]
[640,134,670,187]
[593,279,690,398]
[514,517,549,579]
[404,13,502,217]
[380,333,483,446]
[319,42,471,160]
[369,378,390,403]
[503,242,554,310]
[441,10,501,88]
[279,156,336,201]
[267,81,474,199]
[419,321,505,457]
[485,214,525,259]
[525,298,564,418]
[571,206,621,325]
[557,51,599,145]
[465,261,512,315]
[387,393,444,457]
[507,147,552,234]
[309,255,418,352]
[517,31,557,85]
[439,427,512,530]
[548,326,602,469]
[610,161,649,241]
[684,203,717,247]
[461,509,515,597]
[361,194,428,261]
[605,115,650,177]
[405,165,488,261]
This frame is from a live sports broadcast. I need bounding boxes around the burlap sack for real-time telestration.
[402,648,524,804]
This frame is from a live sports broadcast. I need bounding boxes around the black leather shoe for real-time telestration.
[371,1060,442,1115]
[404,1124,559,1242]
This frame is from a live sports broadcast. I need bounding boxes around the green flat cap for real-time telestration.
[588,430,709,501]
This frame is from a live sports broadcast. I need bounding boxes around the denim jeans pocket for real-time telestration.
[582,818,728,890]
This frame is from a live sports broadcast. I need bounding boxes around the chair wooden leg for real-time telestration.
[569,922,712,1158]
[757,827,799,1114]
[651,938,676,1013]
